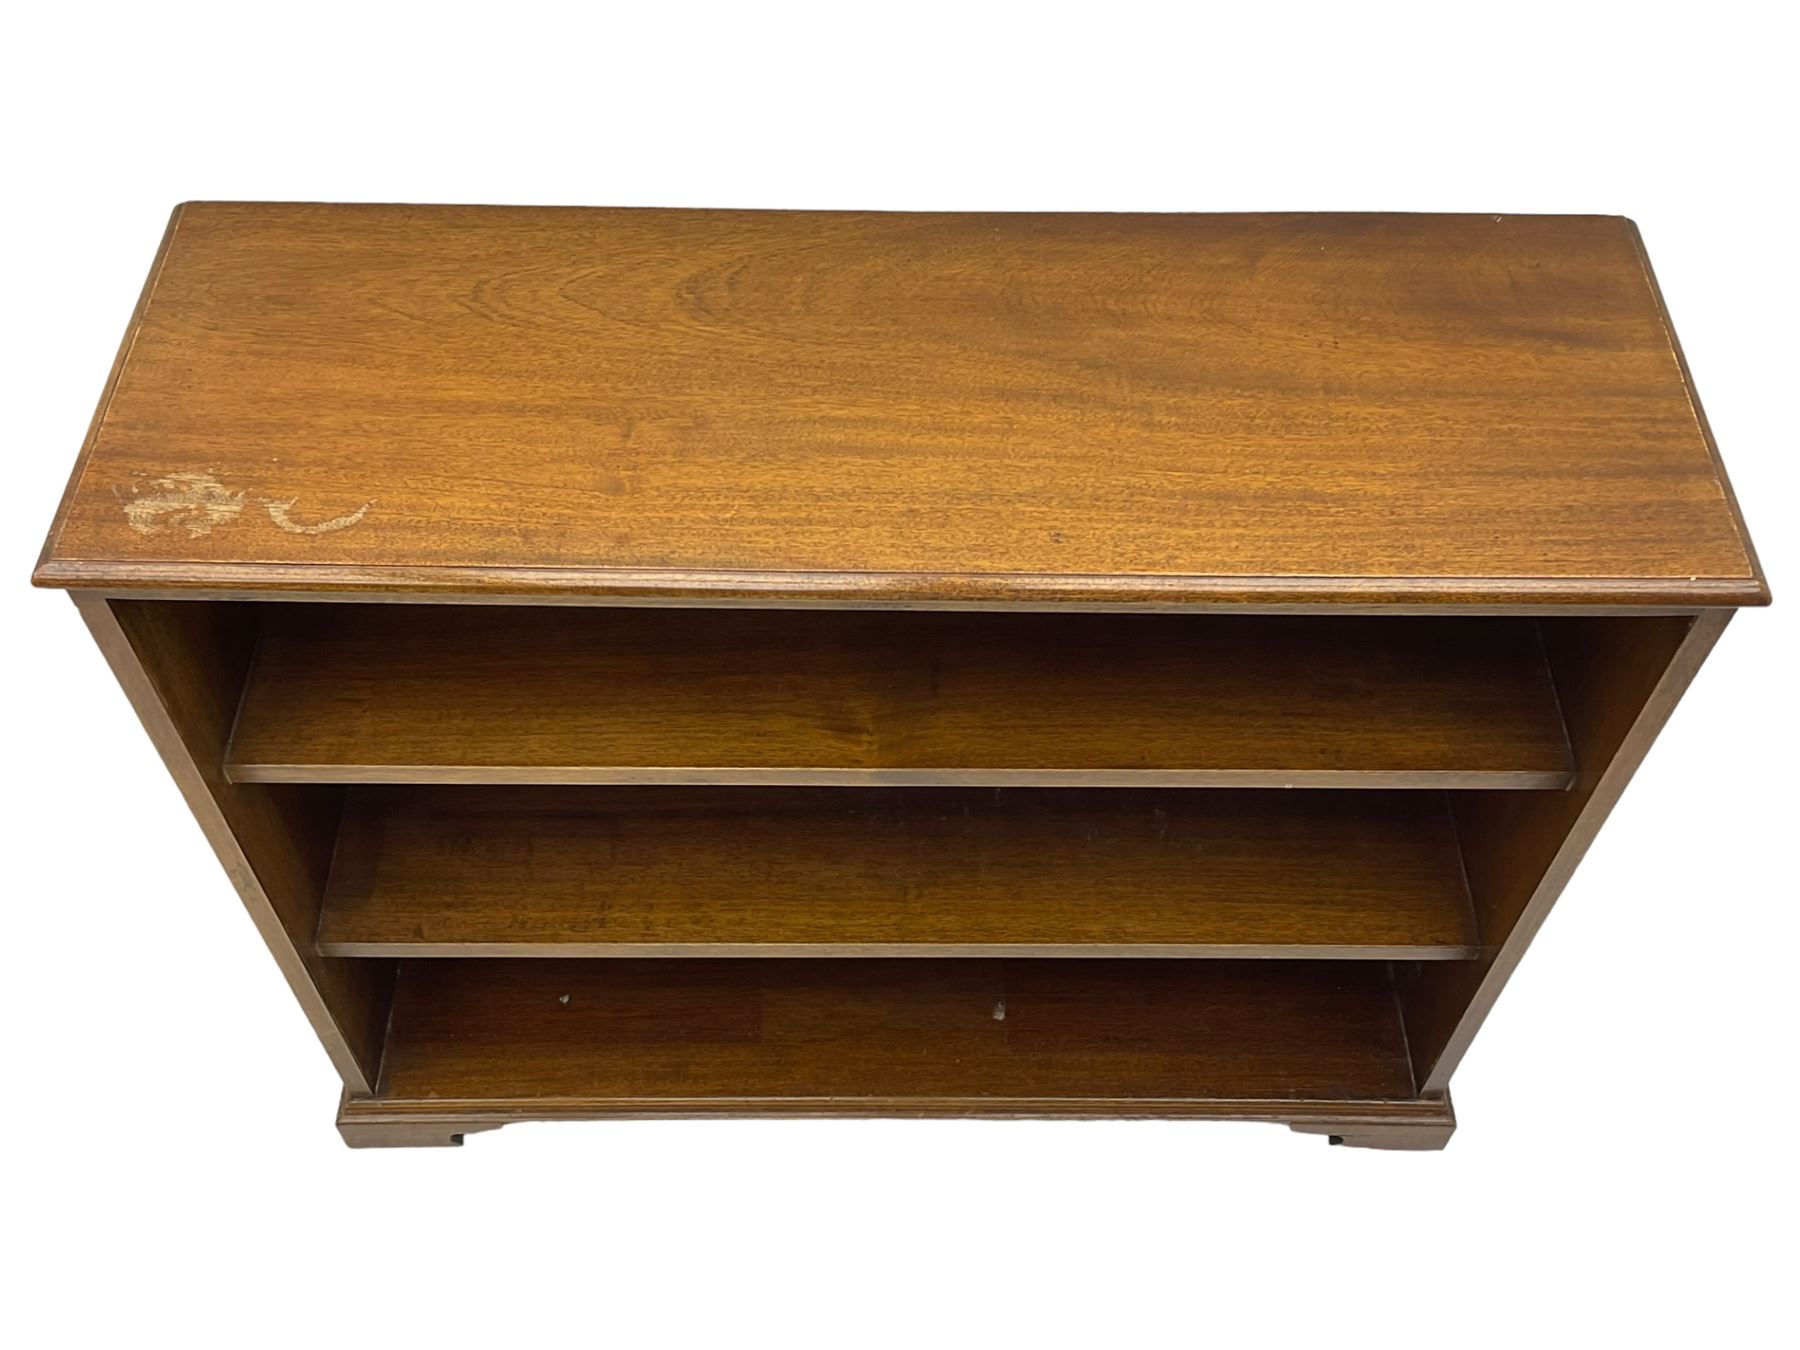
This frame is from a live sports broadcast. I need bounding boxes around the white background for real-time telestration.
[5,4,1794,1345]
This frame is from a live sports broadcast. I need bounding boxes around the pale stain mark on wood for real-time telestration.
[118,470,373,539]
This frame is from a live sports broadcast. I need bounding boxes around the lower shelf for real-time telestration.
[319,787,1481,959]
[372,958,1420,1109]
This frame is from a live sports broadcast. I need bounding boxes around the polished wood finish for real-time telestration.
[38,208,1764,1150]
[338,1091,1455,1150]
[334,1095,502,1149]
[35,205,1763,609]
[373,958,1417,1106]
[229,607,1574,788]
[318,786,1480,959]
[76,596,392,1091]
[1399,610,1731,1090]
[1288,1101,1457,1151]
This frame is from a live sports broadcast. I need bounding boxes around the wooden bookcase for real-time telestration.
[36,206,1766,1149]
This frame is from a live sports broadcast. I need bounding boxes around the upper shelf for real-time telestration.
[36,205,1763,608]
[226,606,1573,787]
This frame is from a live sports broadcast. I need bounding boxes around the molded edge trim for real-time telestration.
[31,559,1772,608]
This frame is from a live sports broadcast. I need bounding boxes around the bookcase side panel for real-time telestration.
[77,594,393,1092]
[1401,611,1730,1091]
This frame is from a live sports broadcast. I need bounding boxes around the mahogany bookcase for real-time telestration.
[35,205,1766,1148]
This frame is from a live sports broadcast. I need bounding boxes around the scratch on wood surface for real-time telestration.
[264,497,374,535]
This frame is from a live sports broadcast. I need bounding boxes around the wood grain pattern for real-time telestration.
[337,1089,1456,1147]
[36,205,1763,607]
[317,787,1480,959]
[34,205,1762,1149]
[375,958,1419,1105]
[77,597,393,1091]
[1398,611,1730,1090]
[227,606,1574,787]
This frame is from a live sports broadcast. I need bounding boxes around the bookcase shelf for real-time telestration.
[39,206,1762,1151]
[227,606,1574,788]
[317,786,1482,959]
[373,958,1421,1111]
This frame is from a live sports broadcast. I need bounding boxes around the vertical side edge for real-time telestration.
[75,593,393,1092]
[1401,610,1732,1091]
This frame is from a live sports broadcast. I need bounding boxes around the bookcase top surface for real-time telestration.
[36,203,1764,606]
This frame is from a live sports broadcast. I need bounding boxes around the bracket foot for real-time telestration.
[336,1093,505,1148]
[1288,1095,1455,1150]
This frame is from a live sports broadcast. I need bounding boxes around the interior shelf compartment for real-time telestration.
[374,958,1419,1109]
[318,786,1482,959]
[227,606,1574,788]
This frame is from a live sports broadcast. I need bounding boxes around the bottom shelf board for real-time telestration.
[374,958,1419,1108]
[320,787,1481,958]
